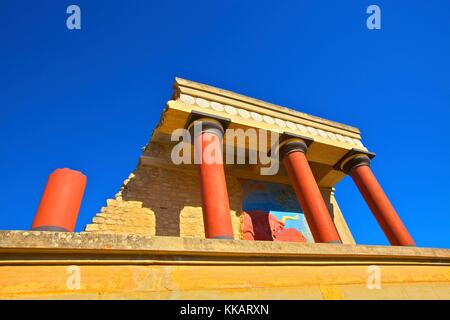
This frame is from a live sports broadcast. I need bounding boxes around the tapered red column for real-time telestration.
[342,154,415,246]
[280,139,341,243]
[190,118,234,239]
[32,168,86,232]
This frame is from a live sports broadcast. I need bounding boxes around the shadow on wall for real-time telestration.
[320,189,336,221]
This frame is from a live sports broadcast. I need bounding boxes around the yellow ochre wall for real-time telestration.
[0,232,449,300]
[2,264,450,300]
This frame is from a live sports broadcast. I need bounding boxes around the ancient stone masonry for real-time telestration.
[85,165,242,239]
[3,78,449,300]
[84,77,413,247]
[83,78,362,243]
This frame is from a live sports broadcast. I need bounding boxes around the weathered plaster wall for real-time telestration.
[0,231,449,299]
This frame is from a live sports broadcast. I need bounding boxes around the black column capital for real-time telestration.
[334,148,376,174]
[278,139,308,160]
[270,132,314,160]
[185,110,230,140]
[185,110,230,143]
[188,117,225,138]
[341,154,372,174]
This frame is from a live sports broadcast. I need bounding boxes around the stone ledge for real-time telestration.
[0,231,449,265]
[175,77,360,134]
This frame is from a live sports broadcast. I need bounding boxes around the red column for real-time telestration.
[343,155,415,246]
[32,168,86,232]
[191,119,234,239]
[281,140,341,243]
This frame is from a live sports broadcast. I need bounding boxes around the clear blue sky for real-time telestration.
[1,1,449,248]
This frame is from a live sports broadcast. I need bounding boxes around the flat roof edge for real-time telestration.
[1,231,448,263]
[174,77,361,135]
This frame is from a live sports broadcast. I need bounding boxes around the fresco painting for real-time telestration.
[240,180,314,243]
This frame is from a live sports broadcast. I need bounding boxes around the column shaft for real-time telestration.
[194,129,234,239]
[283,149,341,243]
[350,164,415,246]
[32,168,86,232]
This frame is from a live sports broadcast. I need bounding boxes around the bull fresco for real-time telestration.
[240,180,314,243]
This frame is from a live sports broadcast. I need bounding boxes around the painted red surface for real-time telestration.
[195,131,234,239]
[350,165,415,246]
[243,210,307,242]
[32,168,86,231]
[283,150,341,243]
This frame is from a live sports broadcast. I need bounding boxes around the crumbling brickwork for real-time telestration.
[85,165,243,239]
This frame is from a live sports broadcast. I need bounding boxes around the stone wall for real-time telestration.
[1,231,449,299]
[84,140,354,243]
[84,165,243,239]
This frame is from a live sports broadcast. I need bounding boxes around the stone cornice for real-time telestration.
[1,231,449,266]
[175,77,361,134]
[172,78,366,150]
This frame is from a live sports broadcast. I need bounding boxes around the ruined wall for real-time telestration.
[84,165,243,239]
[84,166,354,244]
[84,138,354,243]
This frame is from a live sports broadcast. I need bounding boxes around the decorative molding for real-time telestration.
[179,94,365,148]
[175,77,360,134]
